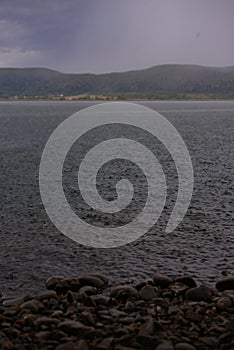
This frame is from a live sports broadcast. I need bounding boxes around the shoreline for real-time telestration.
[1,98,234,102]
[1,273,234,350]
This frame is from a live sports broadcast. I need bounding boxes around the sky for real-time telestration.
[0,0,233,73]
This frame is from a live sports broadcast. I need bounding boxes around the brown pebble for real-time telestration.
[79,275,105,288]
[138,316,154,336]
[216,296,233,311]
[33,290,57,301]
[185,286,213,302]
[175,276,197,288]
[153,274,173,289]
[55,340,89,350]
[46,276,80,293]
[34,316,59,327]
[156,340,174,350]
[175,343,196,350]
[20,300,44,313]
[140,285,159,301]
[97,337,113,349]
[58,320,93,336]
[79,286,97,295]
[216,276,234,292]
[110,285,139,300]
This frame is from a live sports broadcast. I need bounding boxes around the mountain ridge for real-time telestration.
[0,64,234,99]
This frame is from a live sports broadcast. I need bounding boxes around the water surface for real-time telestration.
[0,101,233,293]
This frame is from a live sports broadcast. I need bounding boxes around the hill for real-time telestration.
[0,64,234,99]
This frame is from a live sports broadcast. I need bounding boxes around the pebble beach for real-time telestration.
[1,273,234,350]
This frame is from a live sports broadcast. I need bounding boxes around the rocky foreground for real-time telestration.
[0,274,234,350]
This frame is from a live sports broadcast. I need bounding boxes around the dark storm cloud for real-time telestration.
[0,0,233,72]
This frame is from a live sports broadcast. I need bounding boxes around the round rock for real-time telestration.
[175,276,197,288]
[156,341,174,350]
[46,276,80,294]
[140,285,159,301]
[175,343,196,350]
[216,277,234,292]
[216,296,233,311]
[79,275,105,288]
[110,285,139,298]
[20,300,44,313]
[185,286,213,302]
[153,274,173,289]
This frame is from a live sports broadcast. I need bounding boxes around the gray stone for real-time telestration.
[110,285,139,301]
[138,316,154,336]
[91,295,110,306]
[2,295,31,306]
[140,285,159,301]
[97,337,113,349]
[222,290,234,300]
[34,316,59,327]
[125,300,135,311]
[58,320,93,336]
[216,277,234,291]
[115,347,136,350]
[185,309,203,323]
[153,274,173,289]
[81,310,96,326]
[200,337,219,347]
[87,273,108,284]
[55,340,89,350]
[79,286,97,295]
[135,279,154,290]
[46,276,80,293]
[170,282,188,294]
[175,343,196,350]
[33,290,57,301]
[34,331,50,341]
[175,276,197,288]
[185,286,213,302]
[66,290,76,304]
[109,308,127,318]
[119,317,135,324]
[51,310,64,318]
[71,291,88,302]
[216,296,232,311]
[20,300,44,313]
[79,275,105,288]
[156,341,174,350]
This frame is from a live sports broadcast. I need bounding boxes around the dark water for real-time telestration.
[0,101,233,294]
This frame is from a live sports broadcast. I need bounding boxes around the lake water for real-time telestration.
[0,101,233,294]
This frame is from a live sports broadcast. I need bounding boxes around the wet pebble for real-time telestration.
[175,343,196,350]
[46,276,81,294]
[79,286,97,295]
[175,276,197,288]
[20,299,44,313]
[216,296,233,311]
[0,273,233,350]
[58,320,93,336]
[153,274,173,289]
[110,285,139,302]
[185,286,213,301]
[216,276,234,292]
[55,340,89,350]
[79,275,105,288]
[156,341,174,350]
[139,285,159,301]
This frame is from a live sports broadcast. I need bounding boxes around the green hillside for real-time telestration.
[0,64,234,99]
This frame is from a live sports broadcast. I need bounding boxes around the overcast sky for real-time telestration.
[0,0,233,73]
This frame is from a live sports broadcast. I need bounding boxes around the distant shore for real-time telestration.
[1,96,234,102]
